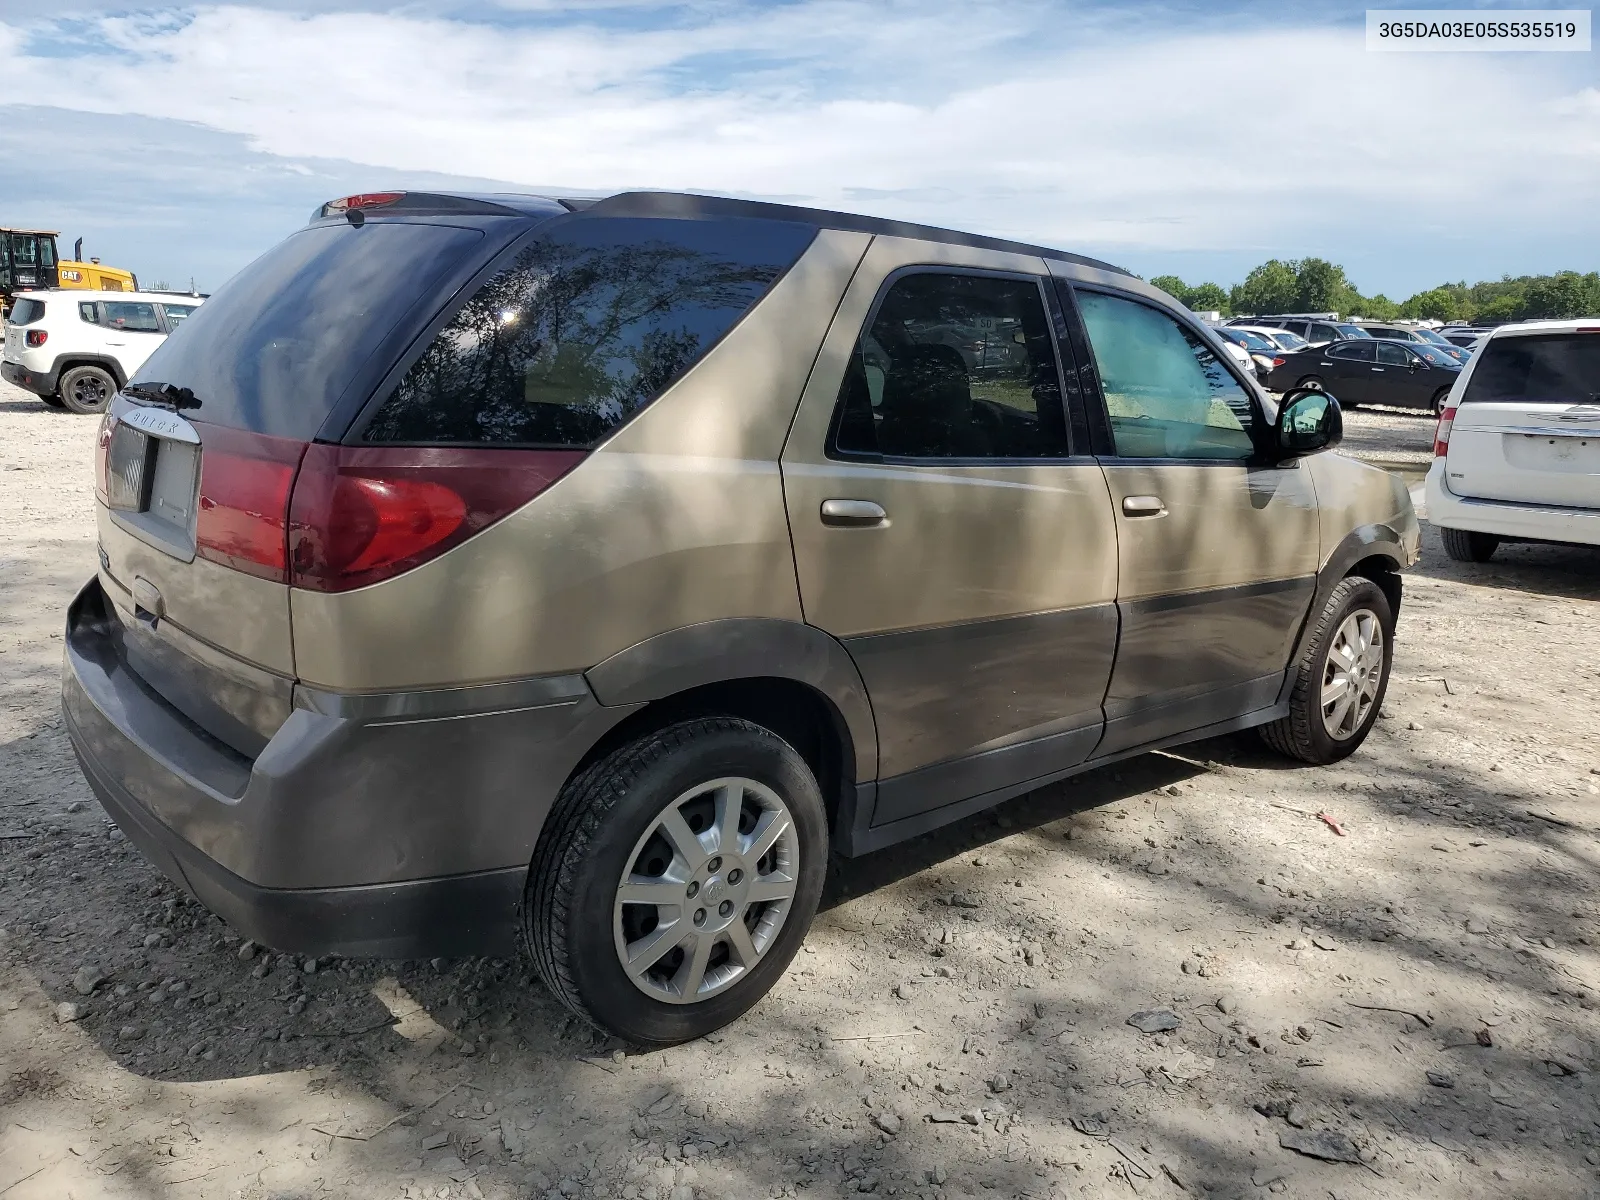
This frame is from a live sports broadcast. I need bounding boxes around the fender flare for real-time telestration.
[584,618,878,780]
[52,353,129,388]
[1285,523,1407,678]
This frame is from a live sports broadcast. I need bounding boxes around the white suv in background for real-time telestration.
[1426,320,1600,561]
[2,289,203,413]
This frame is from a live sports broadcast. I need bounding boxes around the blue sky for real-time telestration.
[2,1,1597,298]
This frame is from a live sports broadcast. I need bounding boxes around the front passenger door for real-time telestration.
[1071,288,1320,755]
[100,301,167,376]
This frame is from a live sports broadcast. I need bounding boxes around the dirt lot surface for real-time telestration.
[3,381,1600,1200]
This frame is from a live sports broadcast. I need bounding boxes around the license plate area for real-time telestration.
[106,418,201,561]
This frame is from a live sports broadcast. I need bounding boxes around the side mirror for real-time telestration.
[1276,387,1343,459]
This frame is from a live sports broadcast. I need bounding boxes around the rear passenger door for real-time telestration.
[1321,341,1375,406]
[1065,285,1320,755]
[781,237,1118,830]
[100,300,167,376]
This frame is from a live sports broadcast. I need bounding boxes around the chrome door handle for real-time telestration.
[820,498,888,528]
[1121,495,1166,517]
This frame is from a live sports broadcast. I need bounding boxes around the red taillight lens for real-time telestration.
[1433,405,1457,458]
[287,445,585,593]
[94,412,114,504]
[1272,357,1285,367]
[194,425,308,582]
[25,329,47,347]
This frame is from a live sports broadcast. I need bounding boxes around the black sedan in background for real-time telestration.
[1265,337,1462,414]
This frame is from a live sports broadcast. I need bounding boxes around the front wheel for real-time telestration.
[1440,526,1499,562]
[525,718,828,1046]
[58,365,116,414]
[1260,576,1394,765]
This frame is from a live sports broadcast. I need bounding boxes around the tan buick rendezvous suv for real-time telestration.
[64,190,1419,1044]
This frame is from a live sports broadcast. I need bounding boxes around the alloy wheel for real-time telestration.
[1320,608,1384,740]
[613,776,799,1004]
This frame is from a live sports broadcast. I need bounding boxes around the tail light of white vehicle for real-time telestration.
[24,330,46,347]
[1432,404,1456,457]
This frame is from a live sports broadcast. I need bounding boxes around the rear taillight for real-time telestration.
[287,446,585,593]
[94,412,114,504]
[1272,357,1285,368]
[194,425,307,582]
[24,330,46,347]
[1433,404,1457,458]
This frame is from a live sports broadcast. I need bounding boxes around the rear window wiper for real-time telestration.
[123,382,201,411]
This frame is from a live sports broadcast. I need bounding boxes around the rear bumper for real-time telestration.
[1426,459,1600,547]
[62,576,633,958]
[1,358,58,396]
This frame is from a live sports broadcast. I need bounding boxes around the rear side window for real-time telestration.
[9,298,43,325]
[1462,334,1600,405]
[362,217,815,447]
[830,271,1068,460]
[130,222,486,439]
[103,302,161,333]
[79,302,100,325]
[1328,341,1373,362]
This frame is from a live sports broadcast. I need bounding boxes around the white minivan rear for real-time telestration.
[1426,322,1600,560]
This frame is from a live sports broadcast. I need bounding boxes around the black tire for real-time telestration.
[58,365,116,414]
[1431,387,1452,417]
[1296,375,1324,391]
[1440,525,1499,562]
[1259,576,1394,765]
[525,717,828,1046]
[40,394,66,409]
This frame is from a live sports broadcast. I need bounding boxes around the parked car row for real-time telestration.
[2,288,203,413]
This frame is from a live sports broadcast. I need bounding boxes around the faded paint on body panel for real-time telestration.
[290,228,873,693]
[96,507,295,675]
[1308,452,1421,569]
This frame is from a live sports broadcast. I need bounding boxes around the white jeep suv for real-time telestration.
[2,289,203,413]
[1426,320,1600,561]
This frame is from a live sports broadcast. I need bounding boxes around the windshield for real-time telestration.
[1266,330,1308,350]
[1414,329,1451,345]
[1413,345,1459,367]
[1337,325,1372,338]
[1461,333,1600,405]
[130,221,487,439]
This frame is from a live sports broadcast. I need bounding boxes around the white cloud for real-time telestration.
[3,2,1598,291]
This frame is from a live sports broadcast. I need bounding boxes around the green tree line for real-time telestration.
[1150,259,1600,323]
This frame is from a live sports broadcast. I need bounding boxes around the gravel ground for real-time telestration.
[3,379,1600,1200]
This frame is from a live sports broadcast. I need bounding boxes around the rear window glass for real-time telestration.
[9,297,43,325]
[129,222,486,439]
[361,217,815,447]
[1462,333,1600,405]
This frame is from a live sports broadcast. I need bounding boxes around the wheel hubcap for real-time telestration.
[613,776,799,1004]
[1321,609,1384,740]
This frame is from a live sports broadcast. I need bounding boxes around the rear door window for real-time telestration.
[362,217,815,447]
[830,271,1069,460]
[103,302,161,333]
[1462,334,1600,405]
[1328,341,1374,361]
[129,221,489,439]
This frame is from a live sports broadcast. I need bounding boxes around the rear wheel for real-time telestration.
[58,365,116,414]
[1260,576,1393,765]
[1296,375,1324,391]
[1431,387,1451,417]
[1440,526,1499,562]
[525,718,827,1046]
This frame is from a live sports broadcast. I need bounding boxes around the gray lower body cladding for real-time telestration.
[61,576,634,958]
